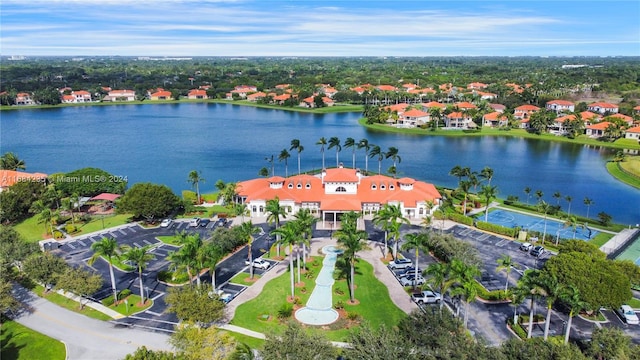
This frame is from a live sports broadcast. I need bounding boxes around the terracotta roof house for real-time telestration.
[150,90,172,100]
[103,89,135,102]
[235,165,441,227]
[482,112,509,128]
[634,105,640,114]
[580,111,601,123]
[445,112,475,129]
[227,85,258,99]
[625,126,640,141]
[422,101,445,110]
[546,100,575,113]
[514,104,540,119]
[376,85,398,92]
[300,95,334,108]
[275,84,291,89]
[408,88,436,96]
[385,103,410,114]
[402,83,418,91]
[399,109,429,127]
[187,89,208,99]
[588,102,619,115]
[0,170,48,192]
[585,121,612,138]
[489,103,506,113]
[606,113,634,126]
[61,94,75,103]
[455,101,477,110]
[467,82,488,90]
[15,92,35,105]
[246,92,267,102]
[474,91,497,100]
[272,93,291,104]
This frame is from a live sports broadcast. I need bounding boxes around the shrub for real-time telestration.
[447,213,474,226]
[334,300,344,309]
[118,289,132,299]
[102,295,115,307]
[476,221,517,238]
[53,231,64,239]
[347,312,360,321]
[277,303,293,320]
[334,288,344,296]
[304,269,315,279]
[507,318,527,339]
[65,224,77,234]
[80,214,92,223]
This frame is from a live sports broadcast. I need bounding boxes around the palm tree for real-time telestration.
[517,269,544,338]
[316,137,328,169]
[328,136,341,167]
[452,278,479,329]
[480,185,498,221]
[265,154,275,177]
[171,232,204,286]
[583,197,594,218]
[266,197,287,257]
[560,285,586,344]
[509,285,528,326]
[372,205,393,258]
[335,211,368,302]
[479,166,494,185]
[537,200,552,244]
[496,254,517,291]
[122,245,156,304]
[344,137,356,169]
[565,195,573,215]
[38,208,55,236]
[385,147,401,177]
[553,191,562,206]
[369,145,384,175]
[449,165,465,182]
[401,231,432,290]
[458,180,472,216]
[563,215,580,242]
[0,152,26,170]
[200,242,223,289]
[69,193,80,226]
[278,148,291,177]
[538,273,564,341]
[386,204,409,260]
[88,237,121,302]
[290,139,303,174]
[429,107,441,130]
[293,208,317,268]
[535,190,544,203]
[524,187,532,205]
[425,262,453,311]
[238,220,261,279]
[357,139,370,173]
[187,170,205,205]
[271,221,301,300]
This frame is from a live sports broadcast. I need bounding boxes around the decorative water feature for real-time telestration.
[294,245,343,326]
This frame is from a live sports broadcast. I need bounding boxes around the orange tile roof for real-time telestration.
[547,99,574,106]
[323,168,359,182]
[586,121,612,130]
[626,126,640,133]
[422,101,444,109]
[484,112,507,121]
[0,170,48,188]
[456,101,477,109]
[580,111,600,120]
[402,109,428,117]
[588,102,618,109]
[376,85,397,92]
[150,91,171,98]
[321,197,362,211]
[467,82,488,89]
[188,89,207,96]
[515,104,540,111]
[608,113,633,122]
[385,103,410,112]
[634,106,640,111]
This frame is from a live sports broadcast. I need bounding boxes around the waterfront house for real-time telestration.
[625,126,640,141]
[585,121,612,138]
[514,104,540,119]
[546,99,575,113]
[445,111,475,129]
[588,102,619,115]
[399,109,429,127]
[606,113,634,127]
[246,92,267,102]
[15,92,35,105]
[483,112,509,128]
[227,85,258,99]
[272,93,292,105]
[103,90,135,102]
[300,95,334,108]
[150,90,172,100]
[0,170,48,192]
[235,165,441,228]
[187,89,208,99]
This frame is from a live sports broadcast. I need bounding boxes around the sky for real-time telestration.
[1,0,639,57]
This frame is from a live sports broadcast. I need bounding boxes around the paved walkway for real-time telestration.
[11,284,173,360]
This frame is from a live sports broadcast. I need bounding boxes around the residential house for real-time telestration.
[588,102,619,115]
[634,105,640,115]
[482,112,508,128]
[0,170,48,192]
[489,103,506,113]
[187,89,208,99]
[399,109,429,127]
[103,89,135,102]
[455,101,477,111]
[272,93,292,105]
[546,99,575,113]
[246,92,267,102]
[467,82,488,90]
[625,126,640,141]
[149,90,172,100]
[585,121,612,138]
[514,104,540,119]
[474,91,497,100]
[235,165,441,226]
[15,92,35,105]
[549,114,577,135]
[422,101,445,111]
[445,111,475,129]
[385,103,410,114]
[227,85,258,99]
[300,95,334,108]
[606,113,634,127]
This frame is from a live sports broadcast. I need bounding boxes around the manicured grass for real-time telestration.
[32,285,113,321]
[213,99,363,114]
[13,215,51,242]
[607,158,640,189]
[626,297,640,309]
[0,317,66,360]
[359,118,640,150]
[109,295,153,316]
[588,232,614,247]
[156,235,183,246]
[73,213,134,236]
[230,256,407,341]
[229,272,261,286]
[222,330,265,350]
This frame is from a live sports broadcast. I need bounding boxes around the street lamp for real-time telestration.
[145,286,150,303]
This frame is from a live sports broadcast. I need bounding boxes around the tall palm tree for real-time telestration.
[480,185,498,221]
[553,191,562,206]
[429,107,441,130]
[563,215,580,242]
[452,278,479,329]
[535,190,544,203]
[122,245,156,304]
[537,200,552,244]
[560,285,587,344]
[290,139,303,174]
[401,231,432,290]
[38,208,55,236]
[328,136,341,167]
[0,152,26,170]
[278,148,291,177]
[293,208,316,267]
[372,205,392,258]
[517,269,545,338]
[458,180,472,216]
[238,220,261,279]
[583,197,594,218]
[383,204,409,259]
[335,211,368,303]
[316,137,328,170]
[266,197,287,257]
[449,165,465,182]
[271,221,301,300]
[200,242,223,289]
[538,273,564,341]
[357,139,371,173]
[565,195,573,215]
[369,145,384,175]
[385,147,401,177]
[524,187,532,205]
[168,231,203,286]
[344,137,356,168]
[89,237,121,302]
[496,254,517,291]
[425,261,453,311]
[509,285,528,326]
[479,166,494,185]
[187,170,205,205]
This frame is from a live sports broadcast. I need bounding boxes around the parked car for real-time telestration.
[189,217,201,227]
[399,274,426,287]
[411,290,442,305]
[388,258,413,270]
[396,267,423,278]
[617,305,639,325]
[520,242,532,252]
[245,258,271,270]
[160,218,173,228]
[199,218,211,227]
[530,245,545,257]
[210,289,233,304]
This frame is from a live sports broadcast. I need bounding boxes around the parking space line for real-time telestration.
[495,239,508,247]
[67,243,76,250]
[119,229,127,235]
[142,240,152,245]
[133,242,142,248]
[89,236,98,243]
[128,226,136,233]
[110,232,119,238]
[78,240,87,247]
[145,310,163,316]
[478,233,490,241]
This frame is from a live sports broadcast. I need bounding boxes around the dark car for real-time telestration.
[200,218,211,227]
[530,245,545,257]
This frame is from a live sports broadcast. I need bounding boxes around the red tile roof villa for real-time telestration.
[236,165,441,228]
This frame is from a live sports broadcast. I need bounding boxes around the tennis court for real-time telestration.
[484,209,598,241]
[615,238,640,265]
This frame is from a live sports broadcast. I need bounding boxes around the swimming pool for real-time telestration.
[484,209,598,241]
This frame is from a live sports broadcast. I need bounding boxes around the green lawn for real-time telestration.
[222,330,265,350]
[13,213,134,243]
[626,297,640,309]
[213,99,363,114]
[230,256,407,341]
[13,215,50,243]
[0,317,66,360]
[109,295,153,316]
[607,159,640,189]
[229,272,262,286]
[156,235,183,246]
[31,285,113,321]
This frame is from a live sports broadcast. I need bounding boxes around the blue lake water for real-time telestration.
[1,103,638,225]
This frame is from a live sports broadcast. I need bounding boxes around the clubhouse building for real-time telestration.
[236,165,442,228]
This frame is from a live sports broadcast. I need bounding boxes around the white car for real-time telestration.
[411,290,442,305]
[188,217,201,227]
[245,258,270,270]
[388,258,413,270]
[399,274,426,287]
[520,242,532,252]
[160,218,173,228]
[618,305,639,325]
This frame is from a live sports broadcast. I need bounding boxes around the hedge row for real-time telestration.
[447,213,474,226]
[475,221,518,238]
